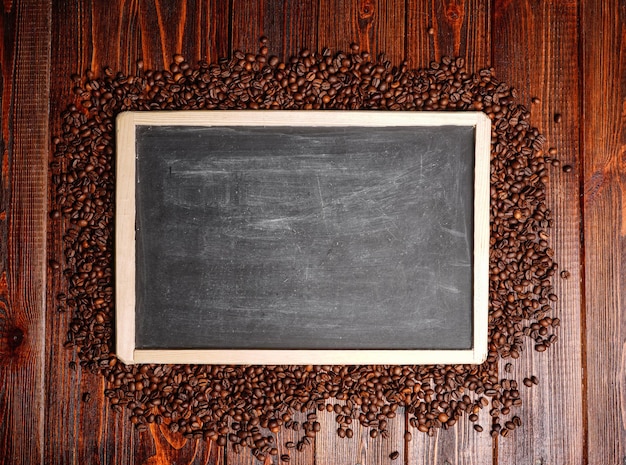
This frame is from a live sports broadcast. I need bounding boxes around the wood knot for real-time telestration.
[445,3,463,24]
[7,326,24,350]
[359,0,375,19]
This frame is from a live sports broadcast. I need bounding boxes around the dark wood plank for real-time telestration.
[405,0,491,70]
[226,412,315,465]
[492,0,584,463]
[45,1,229,464]
[0,1,51,464]
[136,425,222,465]
[45,1,111,462]
[411,407,492,465]
[83,0,229,74]
[231,0,320,60]
[231,0,282,57]
[316,401,406,465]
[45,1,142,463]
[581,0,626,463]
[317,0,405,64]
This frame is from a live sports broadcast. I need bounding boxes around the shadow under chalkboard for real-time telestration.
[134,124,475,351]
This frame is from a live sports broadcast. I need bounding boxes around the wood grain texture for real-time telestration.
[316,401,406,465]
[317,0,406,64]
[405,0,491,70]
[6,1,626,464]
[493,0,584,464]
[0,1,51,465]
[45,1,111,463]
[231,0,320,60]
[410,406,492,465]
[137,425,222,465]
[581,0,626,464]
[45,2,140,464]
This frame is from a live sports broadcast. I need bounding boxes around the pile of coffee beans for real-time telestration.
[50,41,559,460]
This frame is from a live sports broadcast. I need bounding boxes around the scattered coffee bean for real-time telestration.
[563,164,573,173]
[389,451,400,460]
[554,113,562,123]
[52,44,559,458]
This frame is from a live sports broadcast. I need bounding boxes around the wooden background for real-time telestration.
[0,0,623,463]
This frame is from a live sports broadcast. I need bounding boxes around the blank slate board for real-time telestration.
[115,111,490,365]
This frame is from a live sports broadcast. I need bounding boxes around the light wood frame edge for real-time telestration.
[115,110,491,365]
[473,112,491,365]
[115,111,137,365]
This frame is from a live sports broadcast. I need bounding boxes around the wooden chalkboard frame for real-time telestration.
[115,110,491,365]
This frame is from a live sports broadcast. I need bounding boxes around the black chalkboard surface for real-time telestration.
[115,111,491,365]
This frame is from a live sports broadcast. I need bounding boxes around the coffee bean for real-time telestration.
[389,451,400,460]
[52,46,559,460]
[563,164,573,173]
[554,113,562,123]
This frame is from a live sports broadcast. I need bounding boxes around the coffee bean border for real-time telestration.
[50,42,559,460]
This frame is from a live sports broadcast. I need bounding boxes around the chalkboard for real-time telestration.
[115,111,490,365]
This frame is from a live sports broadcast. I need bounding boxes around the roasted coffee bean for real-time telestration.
[53,45,558,459]
[389,451,400,460]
